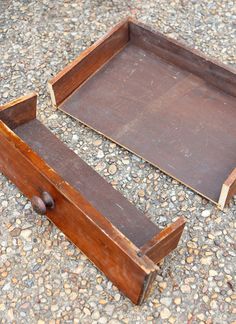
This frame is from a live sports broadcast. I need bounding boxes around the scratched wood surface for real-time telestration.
[14,119,160,248]
[59,37,236,204]
[0,93,186,304]
[0,93,37,129]
[48,19,129,107]
[0,120,158,305]
[218,168,236,209]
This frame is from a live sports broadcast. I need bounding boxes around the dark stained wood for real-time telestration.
[0,120,157,304]
[129,19,236,97]
[48,18,129,107]
[0,93,37,129]
[58,43,236,206]
[218,168,236,210]
[53,20,236,208]
[141,217,186,264]
[15,119,160,248]
[0,94,185,304]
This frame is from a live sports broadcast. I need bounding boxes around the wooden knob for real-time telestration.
[42,191,54,209]
[31,196,47,215]
[31,192,54,215]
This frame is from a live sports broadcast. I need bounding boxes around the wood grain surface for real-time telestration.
[0,120,158,304]
[129,20,236,97]
[56,21,236,207]
[141,217,186,264]
[0,93,37,129]
[218,168,236,209]
[0,94,185,304]
[14,119,160,248]
[48,19,129,107]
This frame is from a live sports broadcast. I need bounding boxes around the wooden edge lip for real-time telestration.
[128,18,236,77]
[47,17,131,108]
[48,17,130,88]
[223,167,236,187]
[137,270,157,305]
[0,119,157,273]
[218,168,236,210]
[140,216,186,255]
[0,92,37,111]
[47,82,57,108]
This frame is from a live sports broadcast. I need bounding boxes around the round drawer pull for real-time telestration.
[31,196,47,215]
[42,191,54,209]
[31,192,55,215]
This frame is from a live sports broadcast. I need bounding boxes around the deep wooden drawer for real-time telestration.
[0,93,185,304]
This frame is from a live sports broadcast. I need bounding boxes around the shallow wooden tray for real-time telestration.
[0,93,185,305]
[48,18,236,209]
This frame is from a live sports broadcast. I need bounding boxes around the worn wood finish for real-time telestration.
[0,120,157,304]
[15,119,160,248]
[129,19,236,97]
[48,18,129,107]
[0,95,186,304]
[50,19,236,209]
[141,217,186,264]
[218,168,236,210]
[0,93,37,129]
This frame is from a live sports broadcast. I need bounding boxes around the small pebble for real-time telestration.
[108,164,117,175]
[160,307,171,319]
[201,210,211,217]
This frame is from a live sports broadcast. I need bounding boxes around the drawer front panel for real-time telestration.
[0,128,156,304]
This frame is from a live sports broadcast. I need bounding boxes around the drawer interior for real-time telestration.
[60,41,236,204]
[14,119,161,248]
[48,19,235,208]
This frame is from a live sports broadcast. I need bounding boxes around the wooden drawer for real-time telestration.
[0,93,185,304]
[48,18,236,210]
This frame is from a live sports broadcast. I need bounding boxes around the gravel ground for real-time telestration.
[0,1,236,323]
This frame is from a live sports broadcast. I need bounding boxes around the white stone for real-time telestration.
[92,310,100,320]
[180,285,191,293]
[70,292,77,301]
[20,229,32,241]
[97,150,104,158]
[1,200,8,208]
[0,303,5,311]
[93,139,102,146]
[98,317,108,324]
[114,293,121,301]
[160,307,171,319]
[122,158,130,165]
[201,210,211,217]
[108,164,117,175]
[200,257,212,265]
[72,134,79,142]
[160,297,172,306]
[104,304,115,316]
[209,270,218,276]
[51,305,59,312]
[3,283,11,291]
[83,307,91,316]
[210,300,218,309]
